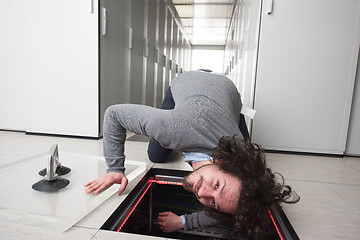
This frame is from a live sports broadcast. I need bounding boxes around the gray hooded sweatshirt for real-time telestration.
[103,70,242,173]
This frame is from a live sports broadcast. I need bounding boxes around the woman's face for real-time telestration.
[183,164,242,214]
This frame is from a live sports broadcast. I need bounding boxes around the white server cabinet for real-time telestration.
[25,0,99,137]
[0,0,27,131]
[224,0,263,135]
[170,21,178,80]
[346,51,360,156]
[156,0,167,108]
[145,0,158,107]
[25,0,131,138]
[130,0,148,105]
[252,0,360,154]
[164,7,173,93]
[100,0,132,131]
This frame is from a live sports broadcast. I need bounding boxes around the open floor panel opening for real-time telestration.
[101,169,299,240]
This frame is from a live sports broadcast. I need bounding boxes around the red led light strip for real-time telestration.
[116,180,153,232]
[268,208,284,240]
[116,178,184,232]
[149,179,184,186]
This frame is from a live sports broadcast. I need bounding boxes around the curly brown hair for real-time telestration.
[206,136,299,239]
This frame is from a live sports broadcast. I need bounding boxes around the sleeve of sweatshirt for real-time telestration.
[103,104,174,173]
[182,211,217,230]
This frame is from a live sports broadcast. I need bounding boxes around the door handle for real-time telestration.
[267,0,273,14]
[90,0,94,14]
[101,8,107,36]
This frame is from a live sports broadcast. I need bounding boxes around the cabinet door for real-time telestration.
[99,0,132,136]
[145,0,158,107]
[130,0,147,105]
[156,0,166,108]
[253,0,360,154]
[0,0,27,131]
[346,52,360,156]
[25,0,99,137]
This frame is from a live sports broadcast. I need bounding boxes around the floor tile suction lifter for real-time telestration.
[38,144,71,176]
[32,144,70,192]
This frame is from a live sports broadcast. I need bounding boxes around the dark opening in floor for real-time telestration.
[101,169,298,240]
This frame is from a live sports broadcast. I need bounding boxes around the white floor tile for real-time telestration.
[0,131,26,143]
[343,156,360,172]
[0,131,360,240]
[282,180,360,240]
[0,219,96,240]
[0,134,92,158]
[71,139,104,156]
[266,153,360,185]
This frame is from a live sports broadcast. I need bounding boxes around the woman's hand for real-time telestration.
[84,172,128,195]
[158,212,184,232]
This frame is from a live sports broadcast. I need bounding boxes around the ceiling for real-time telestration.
[171,0,236,46]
